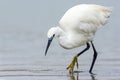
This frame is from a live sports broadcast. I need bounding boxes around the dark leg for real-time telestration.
[77,42,90,57]
[89,41,98,73]
[67,43,90,72]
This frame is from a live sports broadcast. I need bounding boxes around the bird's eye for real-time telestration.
[53,34,55,37]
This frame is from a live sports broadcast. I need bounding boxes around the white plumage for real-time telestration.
[59,4,111,30]
[53,4,112,49]
[45,4,112,73]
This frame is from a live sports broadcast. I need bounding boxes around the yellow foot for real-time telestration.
[66,55,79,73]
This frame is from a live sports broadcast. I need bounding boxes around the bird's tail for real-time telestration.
[99,6,112,25]
[104,7,112,18]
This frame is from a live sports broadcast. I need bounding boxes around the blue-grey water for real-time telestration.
[0,0,120,80]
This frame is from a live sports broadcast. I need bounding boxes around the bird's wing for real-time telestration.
[59,4,112,33]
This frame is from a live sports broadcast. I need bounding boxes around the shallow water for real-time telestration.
[0,47,120,80]
[0,20,120,80]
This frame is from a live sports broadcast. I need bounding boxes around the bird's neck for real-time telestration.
[57,31,77,49]
[58,30,88,49]
[54,27,71,49]
[54,27,64,37]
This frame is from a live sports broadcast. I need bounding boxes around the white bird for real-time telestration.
[45,4,112,73]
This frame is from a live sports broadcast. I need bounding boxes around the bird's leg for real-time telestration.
[67,43,90,73]
[89,41,98,73]
[66,55,78,73]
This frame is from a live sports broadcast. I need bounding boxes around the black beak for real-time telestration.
[45,35,55,56]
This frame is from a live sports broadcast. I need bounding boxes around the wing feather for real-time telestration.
[59,4,112,33]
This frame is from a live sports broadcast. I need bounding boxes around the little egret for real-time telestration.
[45,4,112,73]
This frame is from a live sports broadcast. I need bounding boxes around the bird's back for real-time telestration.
[59,4,112,33]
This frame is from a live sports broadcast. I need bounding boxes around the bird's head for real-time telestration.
[45,27,57,56]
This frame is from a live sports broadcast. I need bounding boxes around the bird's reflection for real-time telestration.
[90,74,96,80]
[69,72,79,80]
[68,71,96,80]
